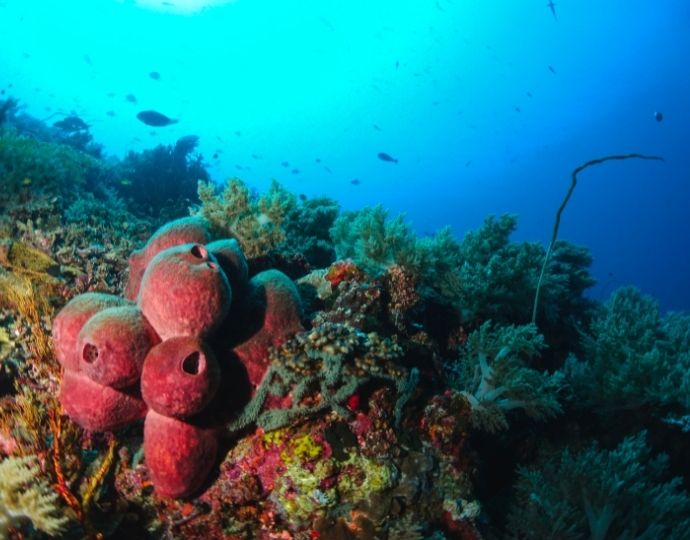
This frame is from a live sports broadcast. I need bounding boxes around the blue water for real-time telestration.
[1,0,688,310]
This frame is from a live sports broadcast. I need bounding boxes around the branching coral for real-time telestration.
[0,455,69,537]
[445,321,564,432]
[227,322,413,434]
[507,432,690,540]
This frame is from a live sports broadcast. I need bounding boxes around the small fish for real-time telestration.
[515,106,521,113]
[291,168,300,174]
[83,54,93,66]
[547,0,557,20]
[235,164,244,170]
[107,91,116,98]
[654,111,663,122]
[395,60,399,70]
[281,161,289,167]
[21,177,32,186]
[0,90,4,95]
[526,91,533,98]
[548,65,556,74]
[299,194,307,201]
[106,110,116,117]
[234,130,242,136]
[465,160,472,167]
[125,93,137,103]
[149,71,161,80]
[373,124,382,131]
[136,110,178,127]
[377,152,398,164]
[251,153,261,160]
[213,153,219,159]
[324,166,332,173]
[54,116,89,131]
[350,178,361,185]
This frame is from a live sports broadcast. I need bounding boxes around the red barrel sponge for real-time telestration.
[77,306,160,388]
[232,270,303,388]
[137,243,232,340]
[125,216,211,300]
[144,410,218,498]
[59,370,148,432]
[52,293,130,372]
[141,337,220,419]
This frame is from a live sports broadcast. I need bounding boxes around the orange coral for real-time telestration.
[324,260,364,288]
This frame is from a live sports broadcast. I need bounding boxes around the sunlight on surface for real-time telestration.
[130,0,238,14]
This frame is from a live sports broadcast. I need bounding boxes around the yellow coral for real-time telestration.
[337,452,396,499]
[0,455,69,537]
[281,433,322,465]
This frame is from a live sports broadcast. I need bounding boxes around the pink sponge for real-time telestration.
[125,216,211,300]
[232,270,303,388]
[78,306,160,389]
[138,243,232,340]
[207,238,249,296]
[141,337,220,419]
[59,370,148,432]
[52,293,130,372]
[144,410,218,498]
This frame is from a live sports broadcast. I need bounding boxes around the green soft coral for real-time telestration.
[446,321,564,432]
[565,287,690,411]
[508,432,690,540]
[0,132,102,196]
[194,178,296,258]
[0,455,69,537]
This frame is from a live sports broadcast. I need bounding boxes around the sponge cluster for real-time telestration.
[52,217,302,497]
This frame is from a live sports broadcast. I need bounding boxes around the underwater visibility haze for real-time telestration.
[1,0,690,538]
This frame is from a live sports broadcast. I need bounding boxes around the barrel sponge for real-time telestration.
[52,293,130,372]
[233,269,303,388]
[77,306,160,389]
[143,410,218,498]
[137,243,232,340]
[141,337,220,419]
[59,370,148,432]
[206,238,249,296]
[125,216,212,300]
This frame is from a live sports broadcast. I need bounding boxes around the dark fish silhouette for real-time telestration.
[281,161,289,167]
[54,116,89,131]
[149,71,161,80]
[654,111,663,122]
[291,168,300,174]
[213,153,219,159]
[547,0,557,20]
[251,153,261,159]
[373,124,382,131]
[299,194,307,201]
[350,178,361,185]
[125,93,137,103]
[136,110,178,127]
[324,166,332,173]
[527,91,533,98]
[106,110,116,117]
[548,65,556,74]
[377,152,398,164]
[315,157,321,163]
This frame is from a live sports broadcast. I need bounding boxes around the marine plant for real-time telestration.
[507,431,690,540]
